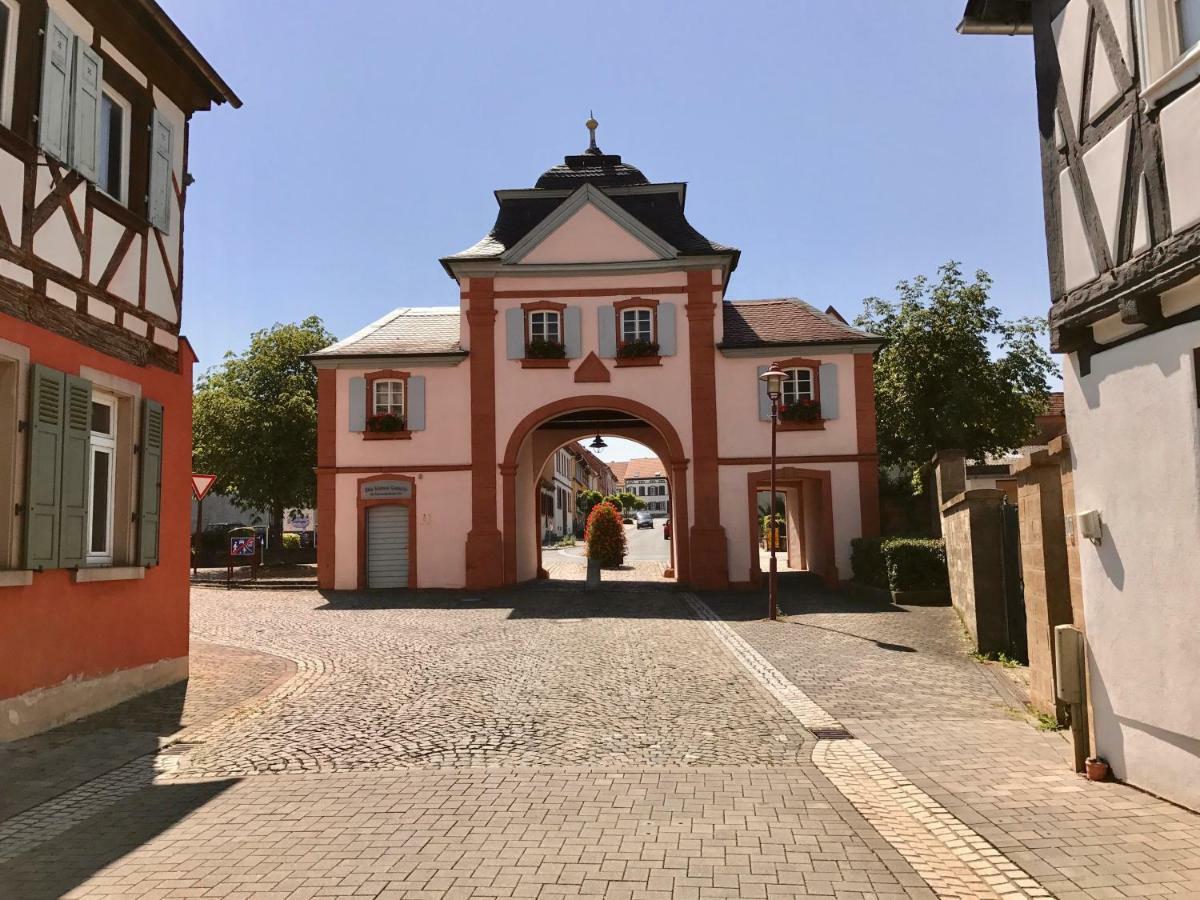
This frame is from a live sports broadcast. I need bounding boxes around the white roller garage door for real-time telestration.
[366,505,410,588]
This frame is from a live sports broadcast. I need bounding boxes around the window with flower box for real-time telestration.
[614,298,661,366]
[758,358,833,431]
[363,371,410,439]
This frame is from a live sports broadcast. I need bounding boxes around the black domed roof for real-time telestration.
[535,149,650,190]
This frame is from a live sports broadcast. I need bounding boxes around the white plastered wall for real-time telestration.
[1063,320,1200,810]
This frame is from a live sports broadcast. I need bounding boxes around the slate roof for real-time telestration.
[310,308,462,358]
[445,146,736,266]
[535,152,650,190]
[720,299,882,349]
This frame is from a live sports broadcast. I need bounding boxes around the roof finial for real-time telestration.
[585,111,601,155]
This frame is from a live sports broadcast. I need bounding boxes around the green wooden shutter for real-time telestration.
[23,366,65,570]
[148,110,173,233]
[70,39,103,182]
[138,399,164,566]
[38,11,74,163]
[57,375,92,568]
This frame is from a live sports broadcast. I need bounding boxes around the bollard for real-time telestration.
[586,557,601,590]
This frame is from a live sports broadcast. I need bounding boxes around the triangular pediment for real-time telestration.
[503,184,677,265]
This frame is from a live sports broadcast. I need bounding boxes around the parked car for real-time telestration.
[635,511,654,529]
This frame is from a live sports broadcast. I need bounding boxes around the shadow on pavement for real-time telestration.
[0,759,238,900]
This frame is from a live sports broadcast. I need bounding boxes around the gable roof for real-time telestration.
[621,458,668,481]
[720,299,881,349]
[502,184,678,264]
[609,461,629,485]
[308,308,462,359]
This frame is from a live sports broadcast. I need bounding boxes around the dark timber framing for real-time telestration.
[1030,0,1200,355]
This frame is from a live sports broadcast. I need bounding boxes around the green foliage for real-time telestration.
[281,532,301,551]
[883,538,948,591]
[850,536,948,592]
[577,489,604,521]
[585,501,627,567]
[855,262,1056,491]
[193,317,335,532]
[526,338,566,359]
[605,492,645,512]
[975,650,1023,669]
[850,538,888,589]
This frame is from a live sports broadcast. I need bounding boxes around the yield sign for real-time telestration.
[191,474,217,501]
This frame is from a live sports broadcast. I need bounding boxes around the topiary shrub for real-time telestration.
[850,537,888,589]
[282,532,301,551]
[881,538,948,591]
[585,501,627,568]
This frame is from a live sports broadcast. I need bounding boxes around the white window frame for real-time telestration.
[372,378,405,418]
[86,392,117,565]
[0,0,18,129]
[1137,0,1200,106]
[97,85,131,205]
[781,368,815,405]
[621,307,654,345]
[528,310,561,345]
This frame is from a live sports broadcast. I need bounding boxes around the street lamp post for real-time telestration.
[758,363,785,621]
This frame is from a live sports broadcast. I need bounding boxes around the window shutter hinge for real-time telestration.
[132,512,138,523]
[17,419,27,432]
[14,503,23,516]
[133,443,141,454]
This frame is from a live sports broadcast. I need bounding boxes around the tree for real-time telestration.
[855,262,1056,492]
[585,501,627,567]
[576,489,604,522]
[607,491,645,513]
[193,316,336,543]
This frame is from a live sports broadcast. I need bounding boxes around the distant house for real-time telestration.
[619,458,671,517]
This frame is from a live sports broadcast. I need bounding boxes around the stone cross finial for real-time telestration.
[585,112,600,154]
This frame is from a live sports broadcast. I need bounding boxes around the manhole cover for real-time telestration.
[810,727,855,741]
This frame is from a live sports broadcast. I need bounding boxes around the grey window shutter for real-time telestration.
[820,363,839,420]
[148,109,174,233]
[658,302,677,356]
[348,377,366,432]
[23,366,66,570]
[138,399,163,566]
[70,40,103,182]
[407,376,425,430]
[564,307,582,359]
[757,365,773,422]
[58,375,92,568]
[38,11,74,163]
[505,308,525,359]
[597,305,616,358]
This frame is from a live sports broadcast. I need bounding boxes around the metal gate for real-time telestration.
[366,505,410,588]
[998,498,1028,662]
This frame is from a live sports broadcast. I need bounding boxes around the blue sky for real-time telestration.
[164,0,1045,460]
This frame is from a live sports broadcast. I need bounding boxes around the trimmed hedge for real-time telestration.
[851,536,947,592]
[883,538,948,591]
[850,538,888,589]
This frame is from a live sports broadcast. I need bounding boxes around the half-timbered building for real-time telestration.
[310,122,884,593]
[0,0,238,739]
[962,0,1200,808]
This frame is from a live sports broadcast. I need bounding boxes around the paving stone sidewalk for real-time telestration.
[0,583,1197,899]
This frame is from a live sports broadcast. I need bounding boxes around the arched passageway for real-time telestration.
[501,397,690,586]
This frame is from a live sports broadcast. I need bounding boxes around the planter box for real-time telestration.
[521,358,569,369]
[614,355,662,367]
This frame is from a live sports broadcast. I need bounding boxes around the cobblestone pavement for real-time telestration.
[1,583,1198,899]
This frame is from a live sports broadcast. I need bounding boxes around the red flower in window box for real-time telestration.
[366,413,406,433]
[616,340,660,359]
[778,399,822,423]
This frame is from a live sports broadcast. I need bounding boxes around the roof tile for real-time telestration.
[311,308,462,358]
[720,299,880,348]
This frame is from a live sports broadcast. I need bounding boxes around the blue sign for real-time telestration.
[230,536,257,557]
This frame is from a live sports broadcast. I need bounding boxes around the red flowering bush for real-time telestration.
[585,501,627,568]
